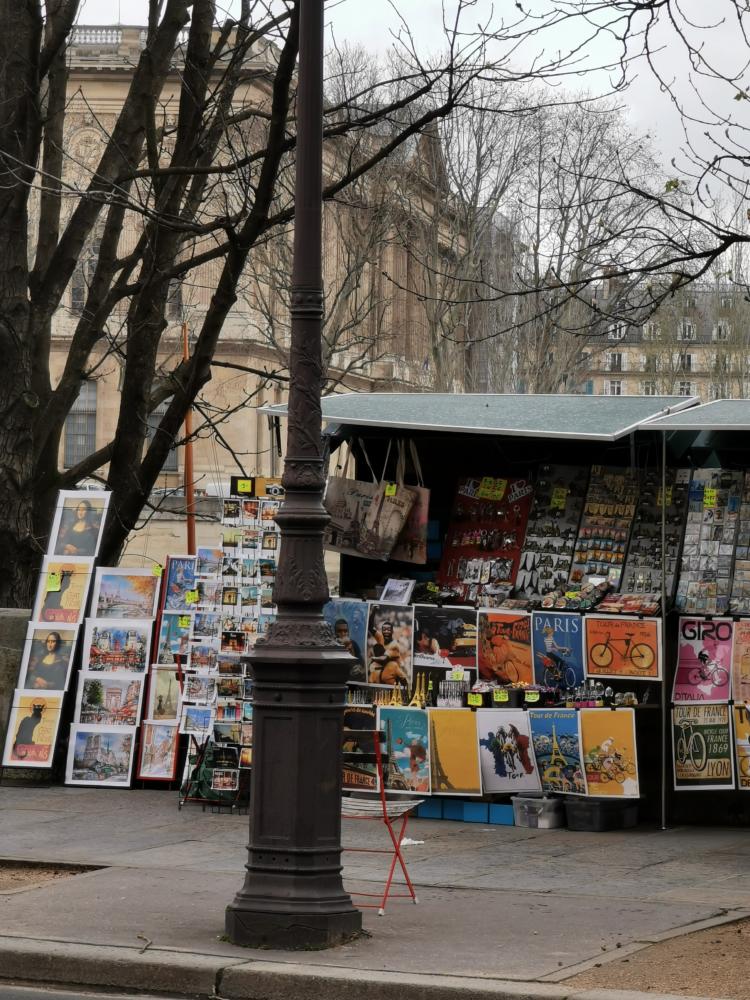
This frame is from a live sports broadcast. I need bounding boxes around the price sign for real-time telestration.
[185,590,199,605]
[524,691,541,704]
[493,689,509,704]
[450,668,465,681]
[236,479,254,495]
[152,563,163,577]
[550,486,568,510]
[477,477,507,500]
[384,482,398,497]
[177,615,191,629]
[467,692,483,707]
[46,571,61,593]
[704,487,718,509]
[657,486,673,506]
[426,582,439,593]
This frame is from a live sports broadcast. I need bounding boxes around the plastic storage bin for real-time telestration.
[512,795,565,829]
[564,797,638,832]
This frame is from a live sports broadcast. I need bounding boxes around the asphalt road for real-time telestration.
[0,988,186,1000]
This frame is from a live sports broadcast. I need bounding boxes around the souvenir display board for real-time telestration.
[569,466,638,588]
[730,471,750,615]
[438,476,534,606]
[620,468,690,600]
[516,465,588,597]
[675,469,743,615]
[672,703,734,791]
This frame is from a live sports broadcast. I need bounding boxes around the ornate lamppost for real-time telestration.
[225,0,362,949]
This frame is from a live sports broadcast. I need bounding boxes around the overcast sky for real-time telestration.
[77,0,748,176]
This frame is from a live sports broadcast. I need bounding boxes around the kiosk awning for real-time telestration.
[643,399,750,431]
[261,393,700,441]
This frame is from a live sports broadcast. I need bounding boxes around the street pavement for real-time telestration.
[0,785,748,999]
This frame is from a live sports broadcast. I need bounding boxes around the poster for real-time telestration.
[579,708,639,797]
[83,619,151,672]
[155,612,193,665]
[428,708,482,796]
[32,556,93,625]
[366,602,414,686]
[477,610,533,685]
[476,708,540,793]
[48,490,109,558]
[2,693,63,768]
[672,616,733,703]
[379,706,430,794]
[672,703,734,790]
[412,605,477,669]
[584,614,661,680]
[531,611,584,688]
[322,598,368,682]
[437,476,534,606]
[733,705,750,791]
[16,623,78,692]
[75,672,144,727]
[146,667,181,721]
[65,725,135,787]
[163,555,198,612]
[342,704,379,791]
[732,619,750,705]
[528,708,586,795]
[137,721,179,781]
[89,567,160,619]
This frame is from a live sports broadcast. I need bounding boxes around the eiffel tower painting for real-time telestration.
[429,714,451,791]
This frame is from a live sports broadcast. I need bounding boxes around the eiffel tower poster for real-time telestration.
[528,708,586,795]
[427,708,482,795]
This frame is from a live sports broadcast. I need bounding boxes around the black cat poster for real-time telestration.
[2,693,63,768]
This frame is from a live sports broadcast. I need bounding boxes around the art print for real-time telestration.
[17,623,78,692]
[239,747,253,768]
[179,704,213,738]
[428,708,482,796]
[584,615,661,680]
[48,490,109,558]
[241,499,259,522]
[222,499,241,524]
[379,578,415,605]
[183,673,216,704]
[528,708,586,795]
[672,616,732,702]
[155,612,192,665]
[214,721,243,744]
[366,603,414,686]
[90,567,160,619]
[137,721,179,781]
[32,556,93,625]
[196,546,224,577]
[531,611,584,687]
[75,672,144,727]
[163,556,197,612]
[580,708,639,797]
[193,613,220,639]
[476,708,540,794]
[211,768,239,791]
[732,620,750,705]
[323,599,368,682]
[379,707,430,794]
[733,705,750,791]
[412,605,477,674]
[65,726,135,786]
[342,704,378,791]
[83,619,151,672]
[220,630,246,655]
[147,667,181,721]
[195,579,222,608]
[672,703,734,790]
[216,700,241,722]
[477,610,533,685]
[2,693,63,768]
[188,642,218,672]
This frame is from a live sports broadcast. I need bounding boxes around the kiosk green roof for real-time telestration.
[644,399,750,431]
[261,393,699,441]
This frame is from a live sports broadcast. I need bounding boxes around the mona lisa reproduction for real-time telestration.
[17,623,78,692]
[48,490,110,558]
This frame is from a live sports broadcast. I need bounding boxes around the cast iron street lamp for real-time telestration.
[225,0,363,949]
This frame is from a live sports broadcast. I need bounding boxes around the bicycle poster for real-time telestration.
[731,619,750,705]
[476,708,541,794]
[672,704,734,790]
[531,611,585,688]
[477,610,533,685]
[672,616,733,703]
[584,614,661,680]
[732,705,750,791]
[580,708,639,797]
[528,708,587,795]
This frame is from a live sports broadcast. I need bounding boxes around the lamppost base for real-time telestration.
[225,902,362,950]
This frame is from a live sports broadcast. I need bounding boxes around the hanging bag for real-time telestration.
[391,439,430,565]
[323,441,379,557]
[357,440,416,560]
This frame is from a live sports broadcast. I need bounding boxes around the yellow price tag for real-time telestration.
[46,571,61,593]
[450,668,465,681]
[525,691,541,704]
[657,486,673,506]
[477,477,507,500]
[704,487,718,509]
[467,693,483,707]
[550,486,568,510]
[493,689,509,703]
[152,564,163,577]
[384,482,397,497]
[185,590,199,605]
[236,479,254,494]
[177,615,191,629]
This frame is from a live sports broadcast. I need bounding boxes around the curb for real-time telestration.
[0,935,726,1000]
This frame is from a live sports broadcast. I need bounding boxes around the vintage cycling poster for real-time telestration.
[412,605,477,670]
[342,704,378,792]
[2,693,64,768]
[531,611,584,688]
[428,708,482,796]
[528,708,586,795]
[476,708,541,794]
[672,703,734,790]
[579,708,639,798]
[732,619,750,705]
[477,610,533,685]
[732,705,750,791]
[366,603,414,686]
[672,616,733,703]
[378,707,430,794]
[584,614,661,680]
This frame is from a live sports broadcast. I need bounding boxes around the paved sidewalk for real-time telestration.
[0,785,747,999]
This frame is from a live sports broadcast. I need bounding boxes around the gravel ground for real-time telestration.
[567,916,750,998]
[0,865,82,892]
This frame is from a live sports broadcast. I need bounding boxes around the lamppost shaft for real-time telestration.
[225,0,362,950]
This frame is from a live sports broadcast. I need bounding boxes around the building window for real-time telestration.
[678,320,695,341]
[720,296,732,310]
[714,323,730,341]
[147,399,179,472]
[607,352,623,372]
[642,380,657,395]
[678,380,692,396]
[643,322,659,340]
[583,379,594,395]
[710,382,731,400]
[64,381,97,468]
[604,379,623,396]
[607,323,626,341]
[678,353,693,372]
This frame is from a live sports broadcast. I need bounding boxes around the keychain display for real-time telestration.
[569,466,638,588]
[621,468,690,600]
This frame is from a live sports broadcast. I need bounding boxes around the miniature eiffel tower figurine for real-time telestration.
[389,683,403,706]
[408,672,426,708]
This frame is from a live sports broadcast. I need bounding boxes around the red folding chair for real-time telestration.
[341,727,423,915]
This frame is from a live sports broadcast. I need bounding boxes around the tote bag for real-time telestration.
[390,439,430,565]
